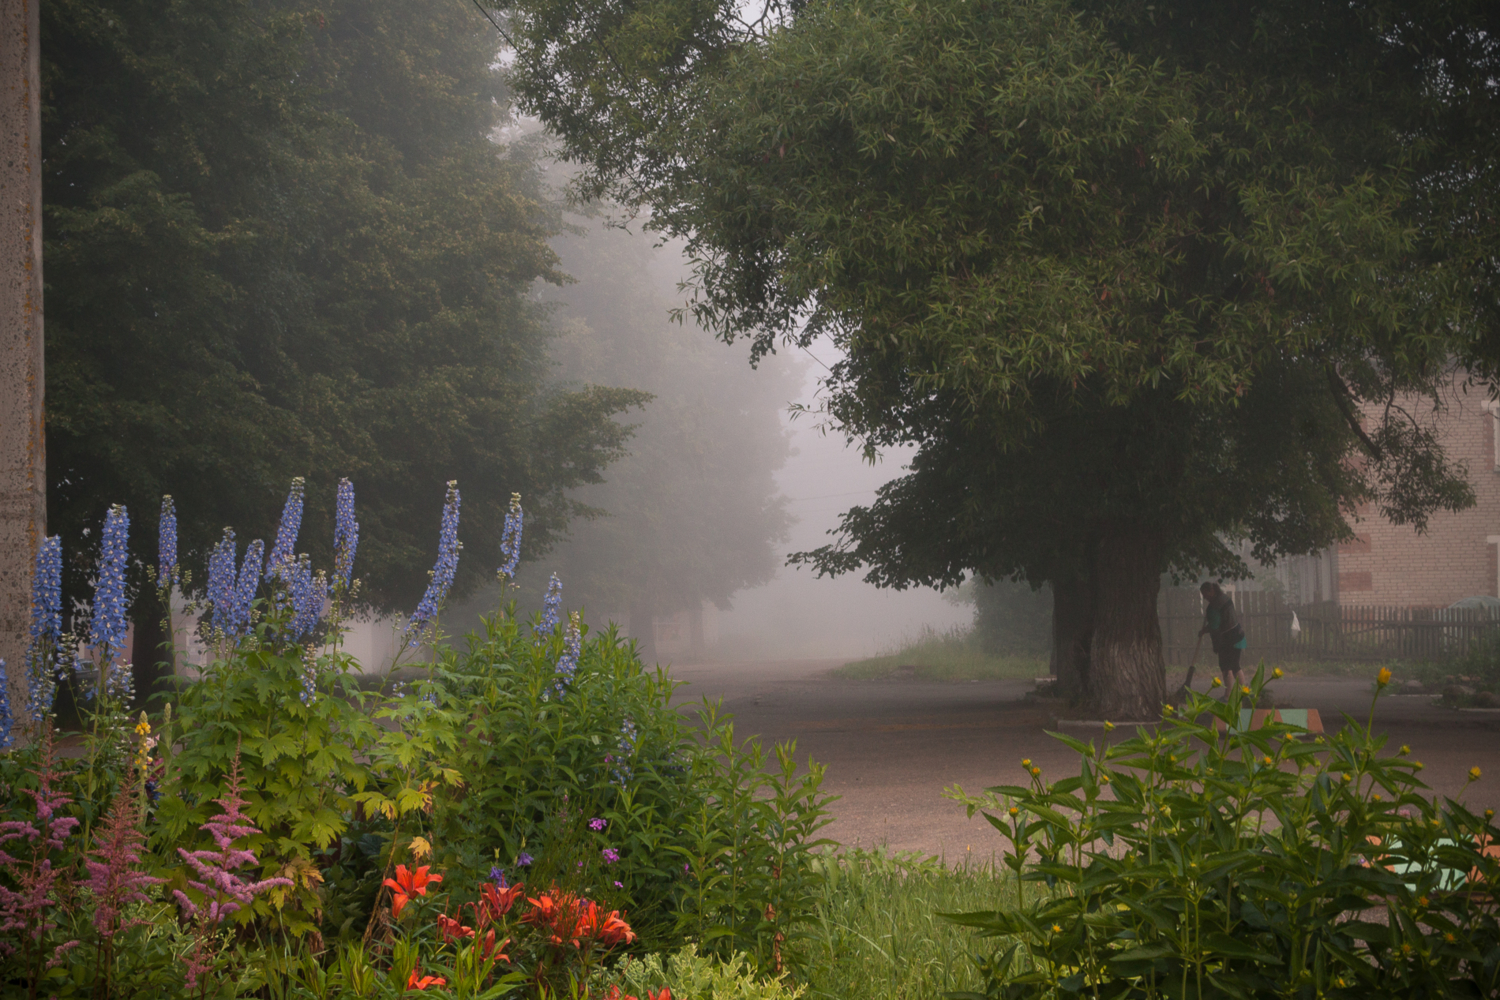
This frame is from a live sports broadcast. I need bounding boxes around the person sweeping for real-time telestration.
[1199,582,1247,692]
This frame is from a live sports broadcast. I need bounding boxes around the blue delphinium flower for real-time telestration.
[538,573,563,635]
[90,506,131,694]
[490,866,508,889]
[516,852,534,867]
[0,659,12,749]
[405,482,461,647]
[287,558,326,641]
[556,612,582,680]
[232,539,265,636]
[299,645,318,706]
[28,535,62,722]
[333,478,359,593]
[207,528,238,633]
[158,496,179,590]
[267,478,305,581]
[497,493,523,580]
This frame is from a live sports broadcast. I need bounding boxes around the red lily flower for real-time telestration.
[648,989,673,1000]
[596,909,637,947]
[436,912,474,943]
[407,966,448,990]
[383,864,442,919]
[480,881,525,921]
[477,929,511,964]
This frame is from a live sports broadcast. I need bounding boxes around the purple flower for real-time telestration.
[588,817,607,832]
[405,482,461,647]
[91,505,130,666]
[157,496,178,589]
[538,573,563,635]
[497,493,523,580]
[28,535,63,721]
[614,880,623,888]
[516,852,534,867]
[231,539,264,635]
[266,478,304,581]
[333,478,359,593]
[556,612,582,680]
[0,659,12,750]
[206,529,238,633]
[490,866,507,889]
[602,848,620,865]
[285,556,327,641]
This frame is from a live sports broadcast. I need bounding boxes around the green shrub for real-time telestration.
[944,666,1500,999]
[606,945,806,1000]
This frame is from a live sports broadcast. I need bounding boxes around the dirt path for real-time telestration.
[668,660,1500,859]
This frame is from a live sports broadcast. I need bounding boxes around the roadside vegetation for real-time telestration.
[836,626,1045,683]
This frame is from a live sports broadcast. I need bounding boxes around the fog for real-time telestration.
[710,348,971,660]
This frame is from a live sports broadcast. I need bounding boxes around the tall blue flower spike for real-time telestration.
[405,481,462,647]
[556,612,582,680]
[158,496,179,589]
[232,540,265,636]
[90,505,131,700]
[539,573,563,635]
[333,478,359,593]
[207,529,238,634]
[267,478,305,581]
[497,493,523,580]
[0,659,12,749]
[28,535,62,720]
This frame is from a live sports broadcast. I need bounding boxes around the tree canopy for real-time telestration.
[42,0,647,628]
[502,0,1497,713]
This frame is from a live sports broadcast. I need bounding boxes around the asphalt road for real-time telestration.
[668,659,1500,860]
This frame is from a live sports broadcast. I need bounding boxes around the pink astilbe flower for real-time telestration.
[0,724,80,993]
[86,786,164,939]
[172,754,292,991]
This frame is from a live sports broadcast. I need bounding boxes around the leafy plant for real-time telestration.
[944,666,1500,999]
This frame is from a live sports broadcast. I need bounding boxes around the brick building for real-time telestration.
[1334,377,1500,607]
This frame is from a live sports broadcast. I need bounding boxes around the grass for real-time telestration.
[801,850,1017,1000]
[836,625,1047,682]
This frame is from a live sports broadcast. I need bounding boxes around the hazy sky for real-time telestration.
[712,344,970,660]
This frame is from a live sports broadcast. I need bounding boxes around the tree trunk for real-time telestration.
[1050,576,1094,704]
[1087,525,1166,719]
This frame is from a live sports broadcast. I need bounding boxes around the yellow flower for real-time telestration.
[1103,721,1115,732]
[1240,685,1251,695]
[1162,704,1175,715]
[1413,761,1423,771]
[1399,745,1411,756]
[1100,774,1111,784]
[1471,766,1483,782]
[1486,809,1495,821]
[1377,666,1392,688]
[1373,794,1382,802]
[1417,896,1429,907]
[1272,667,1283,679]
[1021,759,1032,769]
[1008,806,1019,817]
[1341,773,1352,783]
[134,720,151,736]
[1031,767,1042,777]
[1211,677,1222,688]
[1051,924,1062,934]
[1445,933,1456,944]
[1262,756,1273,766]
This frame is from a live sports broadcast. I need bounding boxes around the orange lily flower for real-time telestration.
[436,913,474,943]
[648,990,673,1000]
[480,881,525,921]
[407,966,448,990]
[477,929,511,964]
[383,864,442,918]
[596,909,637,947]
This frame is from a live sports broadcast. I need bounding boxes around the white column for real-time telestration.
[1,0,45,722]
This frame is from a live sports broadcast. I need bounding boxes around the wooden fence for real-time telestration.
[1158,588,1500,665]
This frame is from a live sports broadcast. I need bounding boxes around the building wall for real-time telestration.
[1336,379,1500,607]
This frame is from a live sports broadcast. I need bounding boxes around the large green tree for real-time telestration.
[42,0,647,681]
[502,0,1495,714]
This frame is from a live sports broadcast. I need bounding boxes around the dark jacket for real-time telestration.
[1204,593,1246,653]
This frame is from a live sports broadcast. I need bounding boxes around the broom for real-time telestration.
[1174,633,1205,705]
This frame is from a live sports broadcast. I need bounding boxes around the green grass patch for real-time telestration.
[803,850,1011,1000]
[836,625,1046,682]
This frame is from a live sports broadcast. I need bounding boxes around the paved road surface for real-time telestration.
[668,660,1500,860]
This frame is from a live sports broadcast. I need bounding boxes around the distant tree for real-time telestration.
[514,219,796,663]
[42,0,645,693]
[972,582,1052,660]
[500,0,1494,714]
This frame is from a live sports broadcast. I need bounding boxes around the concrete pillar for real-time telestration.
[1,0,45,723]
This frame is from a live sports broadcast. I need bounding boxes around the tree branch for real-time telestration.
[1326,366,1384,462]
